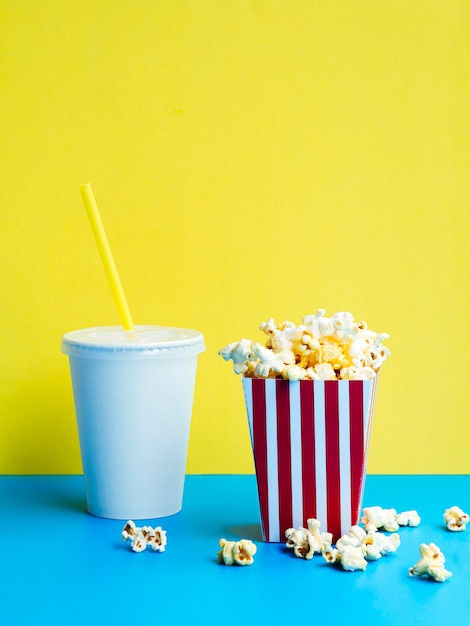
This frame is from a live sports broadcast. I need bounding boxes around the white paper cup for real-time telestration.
[62,325,205,520]
[242,377,379,542]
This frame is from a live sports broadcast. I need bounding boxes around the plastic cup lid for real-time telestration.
[61,325,205,359]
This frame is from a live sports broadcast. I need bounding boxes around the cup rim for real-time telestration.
[61,325,205,359]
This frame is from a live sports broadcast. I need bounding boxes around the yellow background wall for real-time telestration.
[1,0,468,474]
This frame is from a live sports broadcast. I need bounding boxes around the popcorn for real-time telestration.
[285,527,316,559]
[409,543,452,582]
[251,342,292,378]
[285,518,332,559]
[219,309,390,380]
[282,363,307,381]
[444,505,470,532]
[396,510,421,527]
[361,506,421,531]
[361,506,399,532]
[362,530,400,560]
[306,362,337,380]
[323,524,400,571]
[286,518,399,572]
[218,339,256,375]
[340,363,376,381]
[122,520,138,542]
[307,518,334,552]
[217,538,257,565]
[336,545,368,572]
[121,521,167,553]
[322,538,368,572]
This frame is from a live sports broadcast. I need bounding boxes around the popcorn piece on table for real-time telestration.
[122,520,138,542]
[396,510,421,527]
[323,543,368,572]
[323,525,400,570]
[285,518,333,560]
[362,530,400,560]
[148,526,167,552]
[122,521,167,553]
[285,527,316,559]
[361,506,399,532]
[444,505,470,532]
[409,543,452,582]
[218,538,257,566]
[338,545,368,572]
[307,518,334,552]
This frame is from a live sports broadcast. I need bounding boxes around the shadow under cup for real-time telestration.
[62,325,205,520]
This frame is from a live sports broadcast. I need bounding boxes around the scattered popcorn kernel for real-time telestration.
[121,521,167,553]
[306,518,333,552]
[409,543,452,582]
[361,506,399,532]
[132,534,148,553]
[285,527,316,559]
[321,545,339,564]
[363,531,400,561]
[148,527,167,552]
[324,524,400,570]
[218,538,256,566]
[285,519,333,559]
[444,506,470,532]
[122,520,138,542]
[338,545,368,572]
[396,510,421,527]
[322,526,368,571]
[218,538,237,565]
[233,539,257,565]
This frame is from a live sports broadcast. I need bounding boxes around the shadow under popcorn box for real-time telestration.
[242,376,379,543]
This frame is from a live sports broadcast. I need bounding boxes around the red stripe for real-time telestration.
[325,381,341,541]
[252,378,269,541]
[276,380,292,538]
[349,381,365,526]
[300,381,316,524]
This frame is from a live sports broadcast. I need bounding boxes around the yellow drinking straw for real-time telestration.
[80,183,135,332]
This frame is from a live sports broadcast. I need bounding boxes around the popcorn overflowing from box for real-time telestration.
[219,309,390,542]
[219,309,390,382]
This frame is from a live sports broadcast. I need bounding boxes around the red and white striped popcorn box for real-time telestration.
[242,376,379,542]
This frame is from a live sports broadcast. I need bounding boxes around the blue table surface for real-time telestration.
[1,474,469,625]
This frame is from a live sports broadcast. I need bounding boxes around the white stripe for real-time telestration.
[265,380,279,541]
[242,378,254,447]
[363,379,374,458]
[338,382,351,532]
[358,379,374,518]
[289,381,303,529]
[313,381,327,529]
